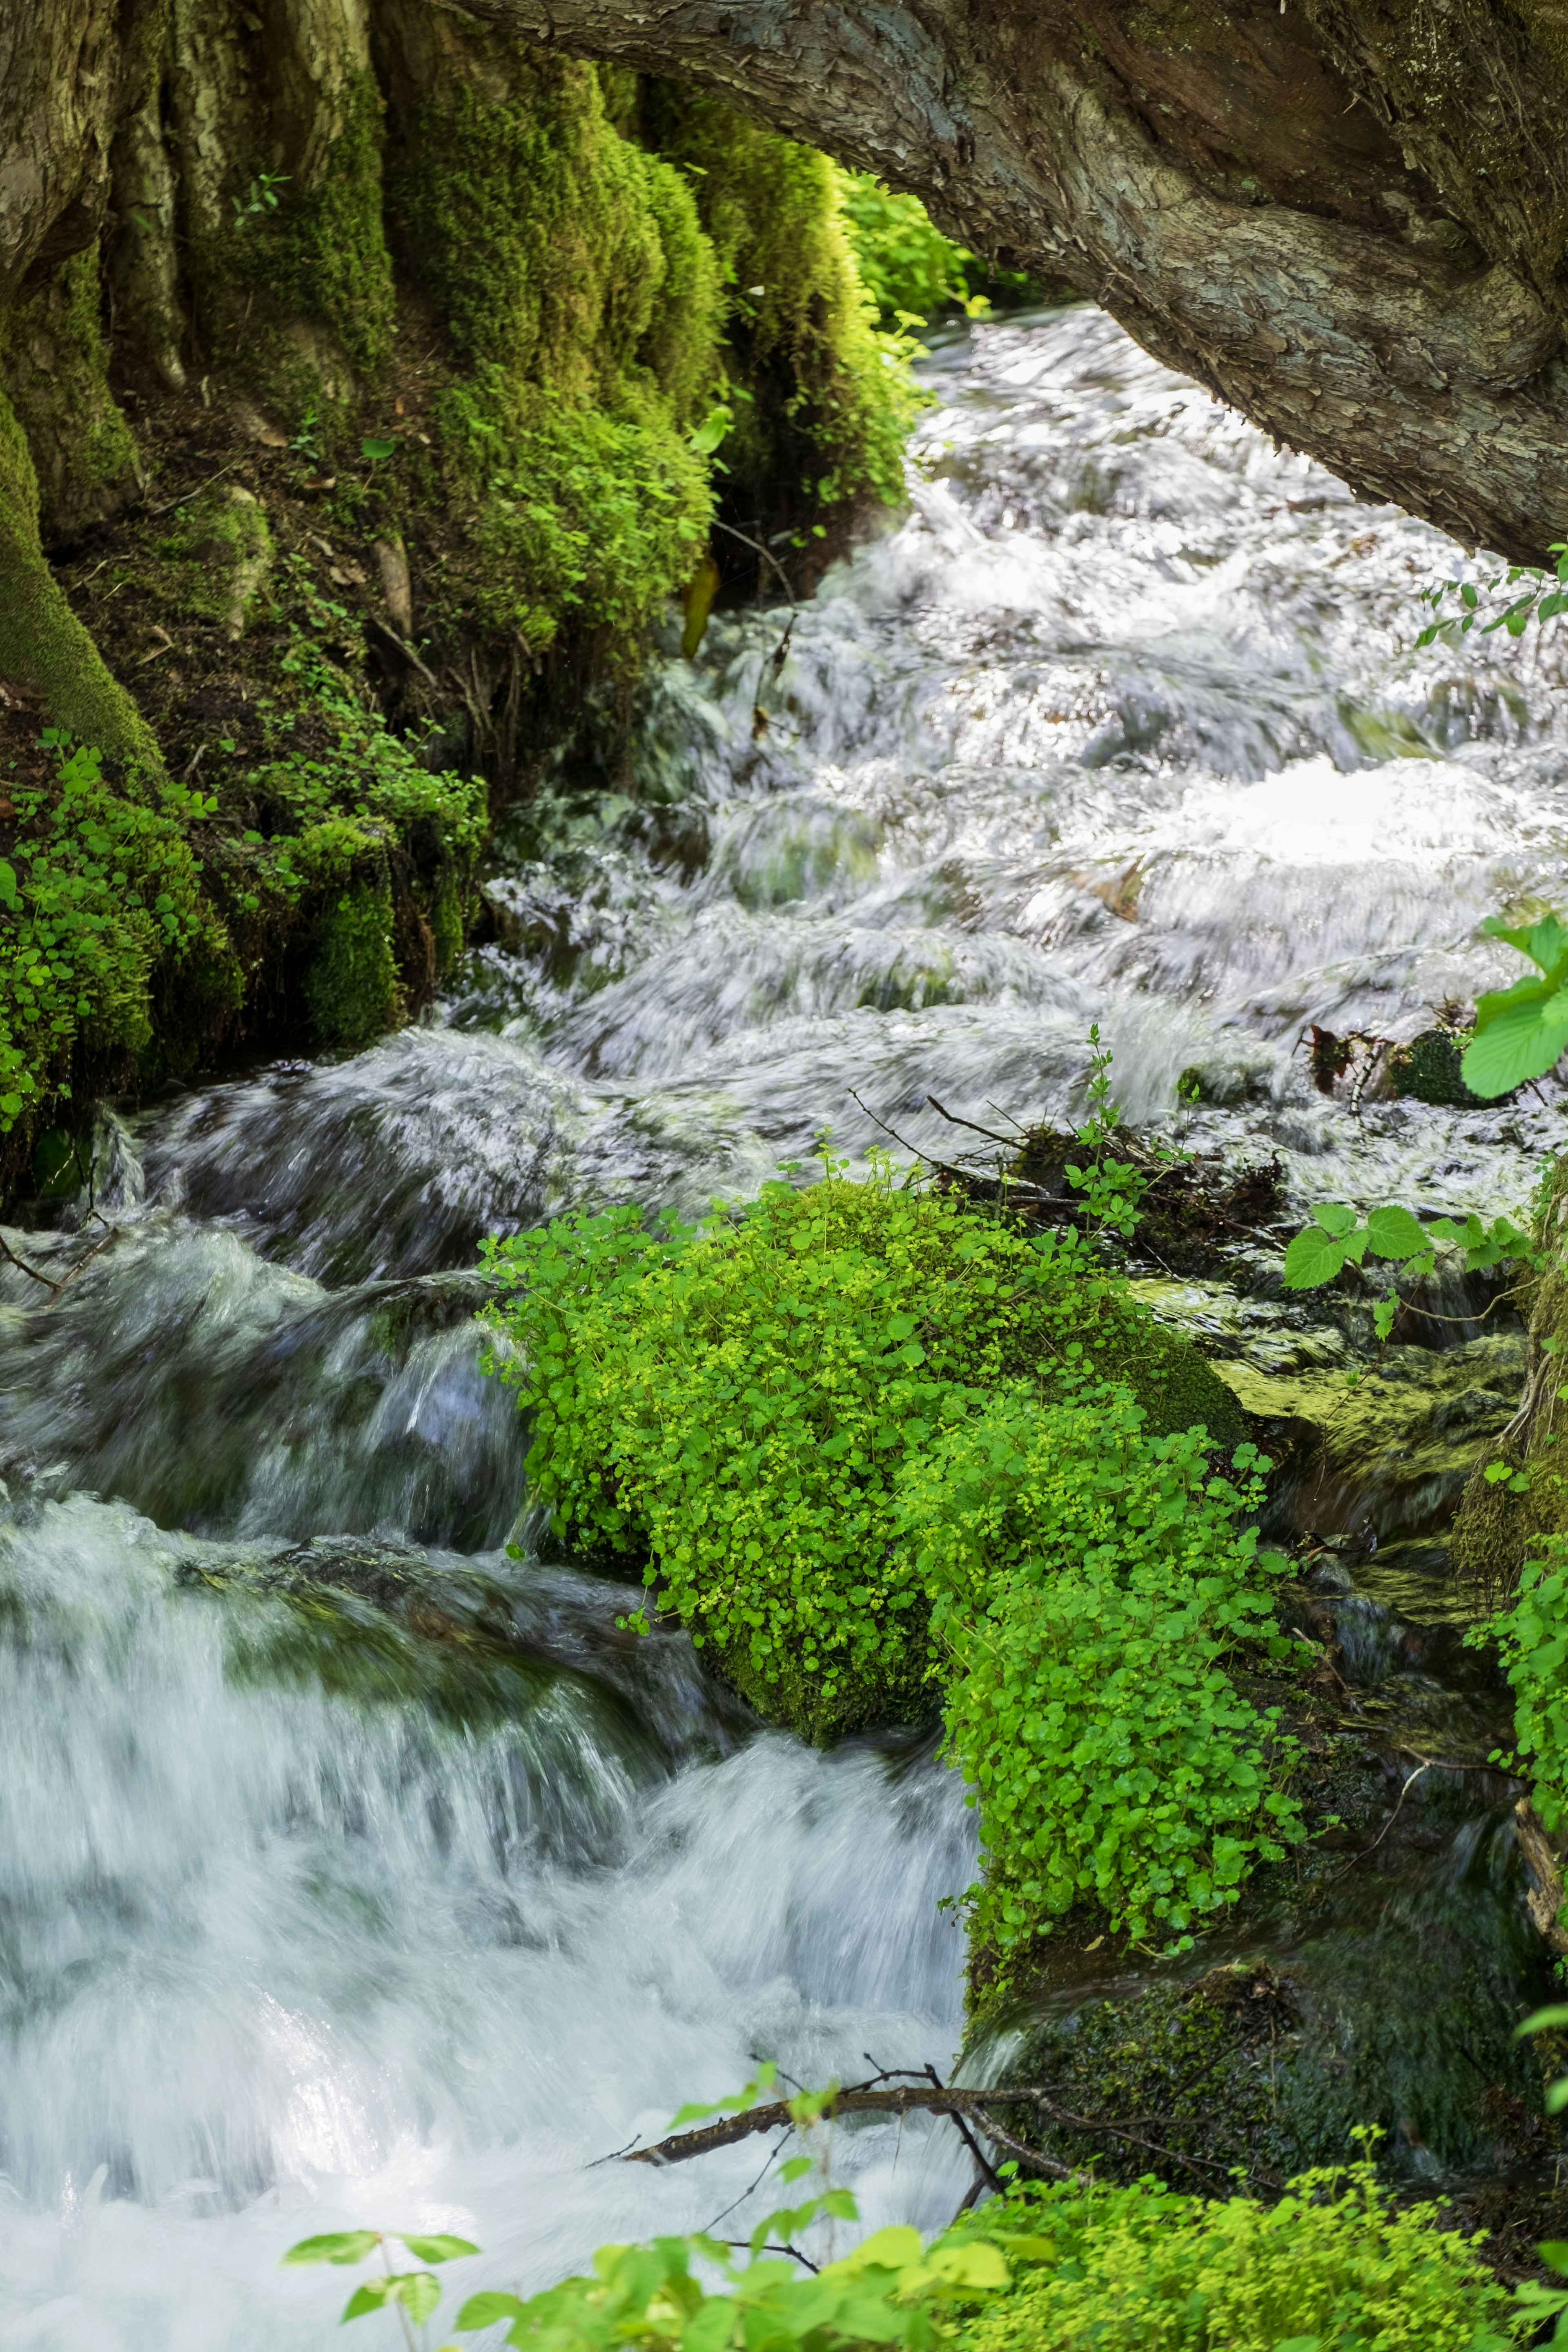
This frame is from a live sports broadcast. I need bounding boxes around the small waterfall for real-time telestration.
[4,301,1566,2343]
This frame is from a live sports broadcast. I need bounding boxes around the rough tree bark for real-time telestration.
[424,0,1568,567]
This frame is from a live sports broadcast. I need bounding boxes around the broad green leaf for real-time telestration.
[681,2296,741,2352]
[361,436,397,462]
[1479,910,1568,978]
[1365,1205,1428,1261]
[343,2279,394,2317]
[1463,985,1568,1095]
[395,2273,442,2323]
[1519,2004,1568,2034]
[1311,1202,1358,1238]
[282,2231,381,2266]
[1282,1225,1354,1290]
[1540,2242,1568,2273]
[400,2235,479,2263]
[837,2227,923,2274]
[924,2241,1010,2289]
[455,2291,529,2328]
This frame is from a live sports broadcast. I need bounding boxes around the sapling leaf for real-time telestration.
[282,2231,381,2265]
[1365,1204,1428,1261]
[1462,985,1568,1096]
[454,2291,528,2328]
[1312,1202,1359,1238]
[1282,1225,1356,1289]
[400,2235,479,2263]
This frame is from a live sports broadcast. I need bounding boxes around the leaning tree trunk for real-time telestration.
[437,0,1568,570]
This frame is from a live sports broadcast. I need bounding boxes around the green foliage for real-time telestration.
[1464,912,1568,1099]
[283,2224,478,2337]
[483,1159,1101,1737]
[897,1388,1303,1953]
[1064,1022,1154,1239]
[437,374,712,650]
[1418,540,1568,647]
[637,89,931,529]
[952,2154,1522,2352]
[834,171,983,327]
[395,56,720,651]
[282,2135,1525,2352]
[483,1158,1299,1944]
[1282,1180,1535,1338]
[0,731,222,1131]
[1485,1536,1568,1835]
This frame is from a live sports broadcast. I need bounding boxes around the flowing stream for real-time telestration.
[6,305,1568,2345]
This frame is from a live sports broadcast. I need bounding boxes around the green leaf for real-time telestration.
[1462,984,1568,1096]
[399,2235,479,2263]
[1365,1205,1428,1261]
[282,2232,381,2266]
[396,2273,442,2323]
[1540,2242,1568,2274]
[1311,1203,1359,1238]
[454,2291,529,2328]
[343,2280,394,2319]
[1282,1225,1354,1290]
[361,436,398,462]
[1517,2003,1568,2036]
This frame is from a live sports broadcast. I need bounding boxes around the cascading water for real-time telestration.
[4,303,1567,2344]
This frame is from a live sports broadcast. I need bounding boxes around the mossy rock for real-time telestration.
[303,876,403,1049]
[983,1904,1559,2191]
[1386,1027,1492,1109]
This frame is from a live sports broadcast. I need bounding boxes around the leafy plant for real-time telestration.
[1065,1024,1153,1240]
[283,2226,478,2347]
[896,1385,1303,1954]
[951,2145,1523,2352]
[0,731,214,1131]
[482,1156,1303,1950]
[1418,541,1568,646]
[1462,913,1568,1100]
[232,169,290,225]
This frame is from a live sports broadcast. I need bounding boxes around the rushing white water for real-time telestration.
[4,302,1568,2345]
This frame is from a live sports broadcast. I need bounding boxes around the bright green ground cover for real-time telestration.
[482,1163,1305,1963]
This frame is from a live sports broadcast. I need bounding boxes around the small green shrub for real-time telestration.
[1484,1534,1568,1833]
[953,2158,1522,2352]
[481,1162,1223,1733]
[897,1388,1304,1951]
[0,733,227,1131]
[483,1163,1301,1944]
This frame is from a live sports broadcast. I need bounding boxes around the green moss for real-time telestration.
[0,387,160,766]
[637,87,928,536]
[153,483,274,636]
[254,72,396,378]
[0,737,229,1137]
[0,246,142,537]
[303,876,401,1049]
[390,51,721,652]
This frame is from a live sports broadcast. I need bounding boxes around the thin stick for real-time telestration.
[926,1094,1024,1151]
[1326,1759,1432,1882]
[144,463,237,519]
[925,2062,1001,2196]
[709,518,798,608]
[0,1232,61,1290]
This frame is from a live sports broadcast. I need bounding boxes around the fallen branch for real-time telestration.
[619,2080,1229,2189]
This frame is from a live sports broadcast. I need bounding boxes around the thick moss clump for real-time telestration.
[390,51,720,653]
[303,876,401,1049]
[0,389,158,767]
[633,82,927,566]
[0,246,142,537]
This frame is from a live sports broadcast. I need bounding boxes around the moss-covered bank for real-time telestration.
[0,7,934,1189]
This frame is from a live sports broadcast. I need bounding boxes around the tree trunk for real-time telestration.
[440,0,1568,568]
